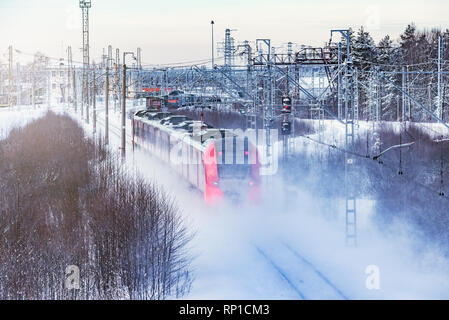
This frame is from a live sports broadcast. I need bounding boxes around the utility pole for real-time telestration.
[79,0,91,121]
[86,68,90,124]
[16,63,21,106]
[402,66,406,122]
[211,20,215,68]
[116,48,120,113]
[115,49,122,111]
[407,66,411,120]
[106,45,112,144]
[136,47,142,105]
[93,65,96,133]
[376,66,381,122]
[337,43,343,119]
[67,46,72,109]
[164,69,168,97]
[105,65,109,144]
[8,46,13,107]
[122,52,135,158]
[122,62,127,158]
[47,69,51,108]
[353,67,359,126]
[32,60,35,108]
[396,95,400,122]
[73,69,77,112]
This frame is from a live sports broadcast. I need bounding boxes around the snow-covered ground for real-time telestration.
[0,105,49,139]
[285,117,449,158]
[2,103,449,299]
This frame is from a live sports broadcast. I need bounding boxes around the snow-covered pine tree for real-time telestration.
[377,35,401,121]
[352,26,376,120]
[400,23,417,65]
[399,23,428,121]
[340,27,355,61]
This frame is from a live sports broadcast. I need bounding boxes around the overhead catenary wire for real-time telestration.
[295,127,448,202]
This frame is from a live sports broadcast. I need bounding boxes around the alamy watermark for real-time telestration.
[364,6,381,31]
[65,265,80,290]
[167,127,279,176]
[365,264,380,290]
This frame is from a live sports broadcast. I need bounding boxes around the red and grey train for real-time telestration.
[132,110,261,205]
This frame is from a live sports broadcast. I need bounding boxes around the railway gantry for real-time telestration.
[9,26,446,245]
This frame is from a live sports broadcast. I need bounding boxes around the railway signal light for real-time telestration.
[281,120,291,135]
[79,0,91,8]
[282,96,292,114]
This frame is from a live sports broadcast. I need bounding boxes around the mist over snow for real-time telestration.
[69,103,449,299]
[1,104,449,299]
[0,106,47,139]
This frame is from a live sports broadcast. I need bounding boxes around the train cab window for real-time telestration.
[135,110,146,117]
[217,164,252,180]
[216,136,252,180]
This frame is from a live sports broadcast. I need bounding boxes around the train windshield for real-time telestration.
[217,164,252,180]
[215,135,253,181]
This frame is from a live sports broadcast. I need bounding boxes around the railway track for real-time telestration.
[92,110,348,300]
[254,241,348,300]
[95,113,133,140]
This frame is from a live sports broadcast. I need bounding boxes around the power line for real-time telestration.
[295,129,449,202]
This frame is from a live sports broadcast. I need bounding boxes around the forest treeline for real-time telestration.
[0,112,192,299]
[329,23,449,122]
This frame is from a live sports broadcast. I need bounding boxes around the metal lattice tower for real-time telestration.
[337,43,343,119]
[115,48,121,112]
[353,67,359,126]
[345,62,357,247]
[331,29,357,247]
[79,0,91,119]
[224,29,235,68]
[243,40,257,131]
[402,66,407,121]
[137,47,142,105]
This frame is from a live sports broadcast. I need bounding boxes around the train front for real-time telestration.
[203,134,261,206]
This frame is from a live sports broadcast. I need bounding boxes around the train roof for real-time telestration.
[133,110,238,151]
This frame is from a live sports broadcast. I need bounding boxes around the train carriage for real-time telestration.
[132,110,261,205]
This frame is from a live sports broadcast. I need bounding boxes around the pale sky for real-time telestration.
[0,0,448,65]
